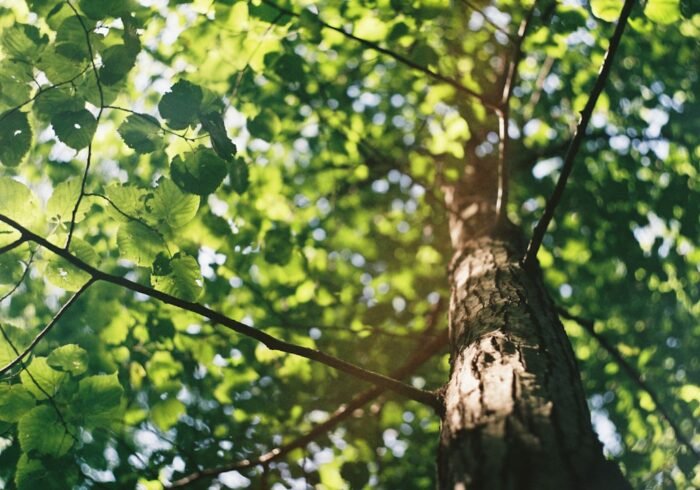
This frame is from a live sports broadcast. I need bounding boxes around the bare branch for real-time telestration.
[523,0,634,267]
[0,278,95,377]
[0,213,442,410]
[557,308,699,459]
[460,0,516,42]
[260,0,498,111]
[495,1,539,222]
[0,237,26,256]
[168,323,448,488]
[65,0,106,250]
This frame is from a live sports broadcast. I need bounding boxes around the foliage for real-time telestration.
[0,0,697,489]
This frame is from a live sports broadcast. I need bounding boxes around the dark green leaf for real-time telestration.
[264,224,293,265]
[171,149,228,195]
[247,109,281,141]
[79,0,130,19]
[200,111,236,161]
[0,111,32,166]
[157,79,203,130]
[229,157,250,195]
[117,113,164,153]
[18,405,74,456]
[55,16,91,61]
[51,109,97,150]
[99,44,138,85]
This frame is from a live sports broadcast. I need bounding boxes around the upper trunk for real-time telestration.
[437,223,631,490]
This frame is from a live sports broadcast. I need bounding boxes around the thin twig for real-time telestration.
[523,0,634,266]
[0,212,442,410]
[65,0,106,250]
[0,237,26,256]
[495,1,539,222]
[0,278,95,376]
[0,66,90,123]
[557,308,699,459]
[461,0,516,41]
[260,0,498,111]
[104,105,202,142]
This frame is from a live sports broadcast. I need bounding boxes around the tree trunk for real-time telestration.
[437,223,631,489]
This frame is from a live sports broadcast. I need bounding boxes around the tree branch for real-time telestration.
[523,0,634,267]
[0,236,27,256]
[496,1,538,222]
[557,308,699,459]
[260,0,498,111]
[0,278,95,376]
[168,324,448,488]
[65,0,105,250]
[0,213,442,411]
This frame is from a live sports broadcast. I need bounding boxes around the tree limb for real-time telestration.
[557,308,699,459]
[260,0,498,111]
[0,213,443,411]
[523,0,634,267]
[496,0,539,222]
[168,325,449,488]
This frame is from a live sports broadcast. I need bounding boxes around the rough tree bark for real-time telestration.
[436,177,632,489]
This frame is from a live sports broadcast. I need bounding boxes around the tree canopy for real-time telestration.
[0,0,698,488]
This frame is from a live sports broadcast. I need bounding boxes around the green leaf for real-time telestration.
[15,455,48,490]
[171,149,228,196]
[20,357,67,400]
[0,61,33,112]
[36,47,87,84]
[18,405,74,456]
[117,221,166,267]
[51,109,97,150]
[0,384,36,422]
[1,23,47,60]
[0,247,26,285]
[117,113,164,153]
[247,109,281,141]
[33,86,84,122]
[200,111,237,161]
[0,111,32,166]
[99,44,138,85]
[45,237,97,291]
[75,373,124,427]
[151,398,185,431]
[79,0,130,19]
[0,177,41,245]
[46,179,88,225]
[645,0,681,24]
[55,16,91,61]
[590,0,623,21]
[47,344,88,376]
[264,224,293,265]
[157,80,203,130]
[229,157,250,195]
[273,53,306,83]
[149,178,200,230]
[0,325,32,367]
[104,183,149,219]
[151,252,202,302]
